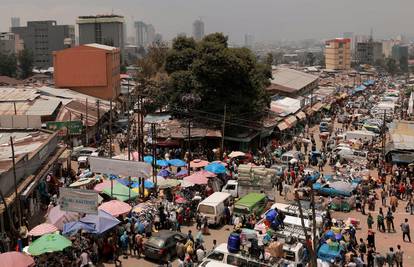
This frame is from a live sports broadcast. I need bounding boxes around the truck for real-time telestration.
[222,164,277,200]
[344,130,378,142]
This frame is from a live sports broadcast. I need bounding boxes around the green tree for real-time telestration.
[166,32,270,118]
[385,58,398,76]
[18,49,33,79]
[265,53,274,66]
[305,52,316,66]
[0,53,17,77]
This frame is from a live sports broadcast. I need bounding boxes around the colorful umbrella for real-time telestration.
[102,182,139,201]
[80,210,121,234]
[190,159,209,168]
[175,169,189,177]
[28,233,72,256]
[158,179,181,189]
[197,169,217,177]
[158,169,172,177]
[46,205,79,230]
[144,155,153,164]
[94,179,118,192]
[98,200,132,217]
[132,179,154,189]
[156,159,169,167]
[205,162,226,174]
[0,252,35,267]
[69,177,95,187]
[28,223,58,236]
[167,159,187,167]
[62,221,95,236]
[183,172,209,185]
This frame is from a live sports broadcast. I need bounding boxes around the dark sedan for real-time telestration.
[144,230,187,262]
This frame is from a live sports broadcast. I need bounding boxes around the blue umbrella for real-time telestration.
[168,159,187,167]
[131,180,154,189]
[62,221,95,236]
[156,159,169,167]
[108,174,118,180]
[205,162,226,174]
[176,169,189,177]
[144,155,153,164]
[80,210,121,234]
[158,169,172,177]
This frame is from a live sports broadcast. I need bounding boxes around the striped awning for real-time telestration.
[284,115,297,126]
[277,121,289,131]
[295,111,306,120]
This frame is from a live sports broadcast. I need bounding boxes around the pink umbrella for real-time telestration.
[94,179,118,192]
[28,223,58,236]
[98,200,132,217]
[190,159,209,168]
[183,171,209,185]
[46,205,79,230]
[0,252,34,267]
[197,170,217,178]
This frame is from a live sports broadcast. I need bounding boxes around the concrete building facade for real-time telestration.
[11,20,75,68]
[192,19,205,41]
[325,38,351,70]
[10,17,20,29]
[0,32,24,55]
[134,21,147,47]
[355,41,383,65]
[77,15,124,56]
[54,43,121,100]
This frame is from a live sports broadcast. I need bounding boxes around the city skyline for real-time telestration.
[1,0,413,44]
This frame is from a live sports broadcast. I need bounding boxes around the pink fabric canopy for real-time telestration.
[28,223,58,236]
[94,179,118,192]
[197,170,217,178]
[183,171,211,185]
[0,252,34,267]
[98,200,132,217]
[190,159,209,168]
[46,205,79,230]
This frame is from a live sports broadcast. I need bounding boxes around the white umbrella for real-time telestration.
[229,151,246,158]
[330,181,354,193]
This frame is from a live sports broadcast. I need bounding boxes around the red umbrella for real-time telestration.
[99,200,132,217]
[183,171,210,185]
[28,223,58,236]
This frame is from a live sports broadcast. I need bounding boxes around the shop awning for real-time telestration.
[391,153,414,164]
[284,115,297,126]
[277,121,289,131]
[311,102,324,112]
[295,111,306,120]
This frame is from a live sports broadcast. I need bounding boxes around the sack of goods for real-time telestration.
[268,241,284,258]
[238,165,252,181]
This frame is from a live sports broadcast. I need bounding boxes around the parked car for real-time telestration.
[143,230,186,262]
[312,181,356,197]
[280,151,304,165]
[71,147,98,161]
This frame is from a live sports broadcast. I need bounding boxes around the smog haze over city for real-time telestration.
[1,0,413,43]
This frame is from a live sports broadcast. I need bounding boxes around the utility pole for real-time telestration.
[310,189,318,267]
[10,136,21,227]
[85,98,88,145]
[221,104,226,158]
[151,123,157,193]
[96,100,101,144]
[127,82,131,161]
[13,102,17,115]
[109,99,113,197]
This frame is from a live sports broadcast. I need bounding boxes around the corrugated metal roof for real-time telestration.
[0,88,39,102]
[26,98,61,116]
[85,43,118,51]
[270,68,318,91]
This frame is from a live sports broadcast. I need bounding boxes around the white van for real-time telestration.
[280,151,303,165]
[338,149,368,162]
[345,130,378,142]
[206,243,275,267]
[197,192,232,225]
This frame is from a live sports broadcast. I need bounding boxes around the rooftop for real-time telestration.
[269,68,318,93]
[84,43,118,51]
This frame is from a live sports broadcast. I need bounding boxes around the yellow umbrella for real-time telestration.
[131,188,149,197]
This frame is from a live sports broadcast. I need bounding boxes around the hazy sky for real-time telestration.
[1,0,413,43]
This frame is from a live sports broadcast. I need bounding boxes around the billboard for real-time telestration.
[46,121,83,136]
[89,157,152,178]
[59,187,98,214]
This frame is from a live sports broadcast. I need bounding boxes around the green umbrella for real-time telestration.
[28,233,72,256]
[102,182,139,202]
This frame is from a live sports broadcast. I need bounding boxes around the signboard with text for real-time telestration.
[89,157,152,178]
[46,121,83,136]
[59,187,98,214]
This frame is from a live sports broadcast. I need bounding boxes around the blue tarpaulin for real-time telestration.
[353,84,366,94]
[363,80,375,86]
[168,159,187,167]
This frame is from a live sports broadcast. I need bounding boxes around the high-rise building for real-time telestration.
[355,41,383,65]
[10,17,20,29]
[11,20,75,68]
[382,39,400,58]
[0,32,24,55]
[325,38,351,70]
[392,44,409,72]
[244,34,254,49]
[77,15,125,55]
[342,32,354,51]
[134,21,147,47]
[146,24,156,45]
[192,19,204,41]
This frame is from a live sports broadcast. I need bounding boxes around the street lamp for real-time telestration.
[181,93,201,176]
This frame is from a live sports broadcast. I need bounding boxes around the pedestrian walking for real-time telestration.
[386,247,395,267]
[358,238,367,263]
[377,209,386,232]
[386,208,395,233]
[395,245,403,267]
[367,213,374,229]
[400,218,411,242]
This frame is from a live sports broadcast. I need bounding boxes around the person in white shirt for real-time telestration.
[80,251,89,267]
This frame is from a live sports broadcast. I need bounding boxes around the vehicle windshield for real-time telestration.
[198,204,215,214]
[147,237,165,247]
